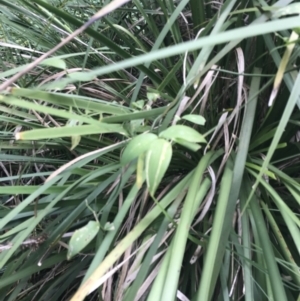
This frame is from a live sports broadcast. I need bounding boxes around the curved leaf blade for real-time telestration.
[67,221,100,260]
[182,114,206,125]
[145,139,172,196]
[121,133,158,165]
[159,125,206,143]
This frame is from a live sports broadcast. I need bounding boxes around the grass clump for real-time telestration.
[0,0,299,300]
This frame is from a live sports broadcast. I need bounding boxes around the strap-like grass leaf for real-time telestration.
[159,125,206,143]
[121,133,158,165]
[145,139,172,196]
[272,3,300,19]
[16,124,127,140]
[67,221,100,260]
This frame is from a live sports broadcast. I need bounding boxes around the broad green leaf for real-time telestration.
[182,114,206,125]
[42,57,66,69]
[67,221,100,260]
[174,138,201,152]
[121,133,158,165]
[130,119,145,134]
[145,139,172,196]
[159,125,206,143]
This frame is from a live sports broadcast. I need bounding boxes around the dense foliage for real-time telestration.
[0,0,299,300]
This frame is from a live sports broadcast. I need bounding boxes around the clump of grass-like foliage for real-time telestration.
[0,0,299,300]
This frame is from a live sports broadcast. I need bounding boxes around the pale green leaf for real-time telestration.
[272,4,300,19]
[67,221,100,260]
[42,58,66,69]
[174,138,201,151]
[159,125,206,143]
[104,222,115,231]
[68,72,96,81]
[71,135,81,150]
[182,114,206,125]
[145,139,172,196]
[121,133,158,165]
[16,124,128,140]
[147,91,160,102]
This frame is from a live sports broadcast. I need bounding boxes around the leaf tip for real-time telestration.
[269,88,278,106]
[15,132,21,140]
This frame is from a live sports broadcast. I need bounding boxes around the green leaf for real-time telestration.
[68,72,96,81]
[16,124,128,140]
[182,114,206,125]
[145,139,172,196]
[132,100,145,109]
[272,4,300,19]
[245,162,276,180]
[121,133,158,165]
[42,57,66,69]
[104,222,115,231]
[174,138,201,152]
[159,125,206,143]
[67,221,100,260]
[71,135,81,150]
[147,91,160,102]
